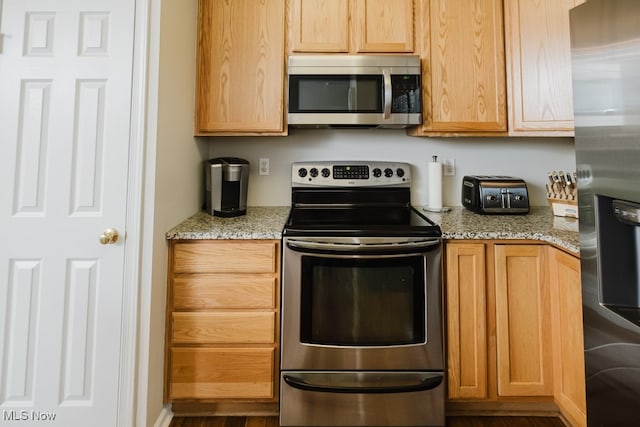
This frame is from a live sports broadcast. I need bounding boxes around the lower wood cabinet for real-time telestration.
[494,244,553,397]
[165,240,280,404]
[163,238,585,422]
[445,241,585,425]
[445,242,488,399]
[170,347,275,400]
[446,241,552,400]
[549,247,587,427]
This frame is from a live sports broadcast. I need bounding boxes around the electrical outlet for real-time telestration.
[443,158,456,176]
[259,158,270,176]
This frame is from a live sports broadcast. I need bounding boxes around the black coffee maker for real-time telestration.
[205,157,249,217]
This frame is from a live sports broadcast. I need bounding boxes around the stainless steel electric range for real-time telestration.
[280,161,445,427]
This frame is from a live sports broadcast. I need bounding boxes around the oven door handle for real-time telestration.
[286,238,440,253]
[283,373,443,394]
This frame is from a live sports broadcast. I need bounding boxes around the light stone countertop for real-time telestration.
[421,206,579,255]
[165,207,290,240]
[166,205,579,255]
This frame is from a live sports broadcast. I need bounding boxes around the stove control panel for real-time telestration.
[292,161,411,187]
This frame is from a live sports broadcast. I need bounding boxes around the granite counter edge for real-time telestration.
[165,206,579,255]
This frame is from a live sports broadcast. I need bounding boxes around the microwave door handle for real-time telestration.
[348,85,354,111]
[383,69,392,119]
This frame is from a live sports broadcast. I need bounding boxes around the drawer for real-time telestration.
[170,347,275,400]
[172,312,276,344]
[173,240,278,274]
[173,274,276,309]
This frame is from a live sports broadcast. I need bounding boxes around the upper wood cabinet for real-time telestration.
[288,0,415,53]
[504,0,586,136]
[195,0,286,136]
[410,0,507,136]
[288,0,349,52]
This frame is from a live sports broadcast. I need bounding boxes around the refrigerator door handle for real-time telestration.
[613,200,640,226]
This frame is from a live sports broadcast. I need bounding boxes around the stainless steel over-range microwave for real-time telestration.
[287,55,422,128]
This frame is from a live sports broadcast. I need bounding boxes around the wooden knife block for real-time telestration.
[547,197,578,218]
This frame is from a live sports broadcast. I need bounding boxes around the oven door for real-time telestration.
[281,236,443,371]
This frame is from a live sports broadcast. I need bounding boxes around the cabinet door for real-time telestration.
[445,243,488,399]
[289,0,349,52]
[494,245,553,396]
[195,0,285,134]
[505,0,585,135]
[416,0,507,134]
[352,0,414,53]
[549,248,586,427]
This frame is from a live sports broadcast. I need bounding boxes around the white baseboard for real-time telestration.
[153,407,173,427]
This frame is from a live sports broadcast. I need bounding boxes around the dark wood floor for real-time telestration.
[169,416,566,427]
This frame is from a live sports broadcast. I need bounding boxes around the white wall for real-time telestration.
[142,0,203,425]
[206,129,576,207]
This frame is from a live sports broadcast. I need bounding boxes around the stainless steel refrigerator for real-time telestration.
[570,0,640,424]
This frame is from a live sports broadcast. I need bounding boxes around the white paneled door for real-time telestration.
[0,0,135,426]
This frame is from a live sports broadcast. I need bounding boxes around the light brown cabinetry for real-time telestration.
[494,244,553,397]
[195,0,286,135]
[165,240,281,404]
[446,240,586,423]
[412,0,582,137]
[445,243,488,399]
[549,247,586,427]
[193,0,581,137]
[410,0,507,136]
[288,0,415,53]
[504,0,586,136]
[445,241,553,402]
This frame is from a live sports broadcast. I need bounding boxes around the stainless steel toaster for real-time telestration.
[462,175,529,214]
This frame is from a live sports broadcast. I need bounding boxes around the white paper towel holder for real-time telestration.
[423,155,451,213]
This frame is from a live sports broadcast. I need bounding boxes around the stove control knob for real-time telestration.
[396,168,405,178]
[321,168,331,178]
[298,168,308,178]
[310,168,319,178]
[373,168,382,178]
[384,168,393,178]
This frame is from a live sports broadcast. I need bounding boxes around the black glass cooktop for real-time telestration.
[284,206,441,237]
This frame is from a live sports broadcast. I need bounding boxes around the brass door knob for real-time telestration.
[100,228,119,245]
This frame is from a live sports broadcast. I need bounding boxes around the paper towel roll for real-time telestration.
[427,158,443,210]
